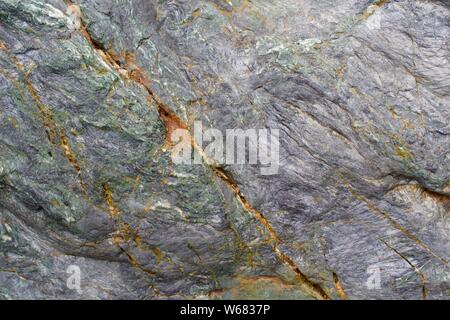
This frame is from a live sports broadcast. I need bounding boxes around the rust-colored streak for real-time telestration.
[65,2,186,147]
[389,184,450,208]
[60,134,81,172]
[213,167,330,300]
[343,180,449,268]
[3,44,87,194]
[25,81,86,192]
[212,167,281,243]
[381,239,428,300]
[120,247,156,277]
[275,247,331,300]
[333,272,349,300]
[417,185,449,205]
[22,76,59,144]
[68,2,331,300]
[0,268,28,281]
[0,41,8,51]
[102,182,157,276]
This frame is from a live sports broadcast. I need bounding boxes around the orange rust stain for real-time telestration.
[0,41,7,51]
[60,131,82,172]
[158,105,187,146]
[212,274,328,300]
[212,167,280,243]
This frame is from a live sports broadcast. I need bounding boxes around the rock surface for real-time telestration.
[0,0,449,299]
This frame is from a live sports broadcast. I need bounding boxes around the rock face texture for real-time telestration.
[0,0,449,300]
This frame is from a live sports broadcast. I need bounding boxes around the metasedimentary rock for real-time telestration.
[0,0,448,299]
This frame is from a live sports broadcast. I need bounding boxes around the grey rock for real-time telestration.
[0,0,448,299]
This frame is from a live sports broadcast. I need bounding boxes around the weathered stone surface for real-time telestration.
[0,0,448,299]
